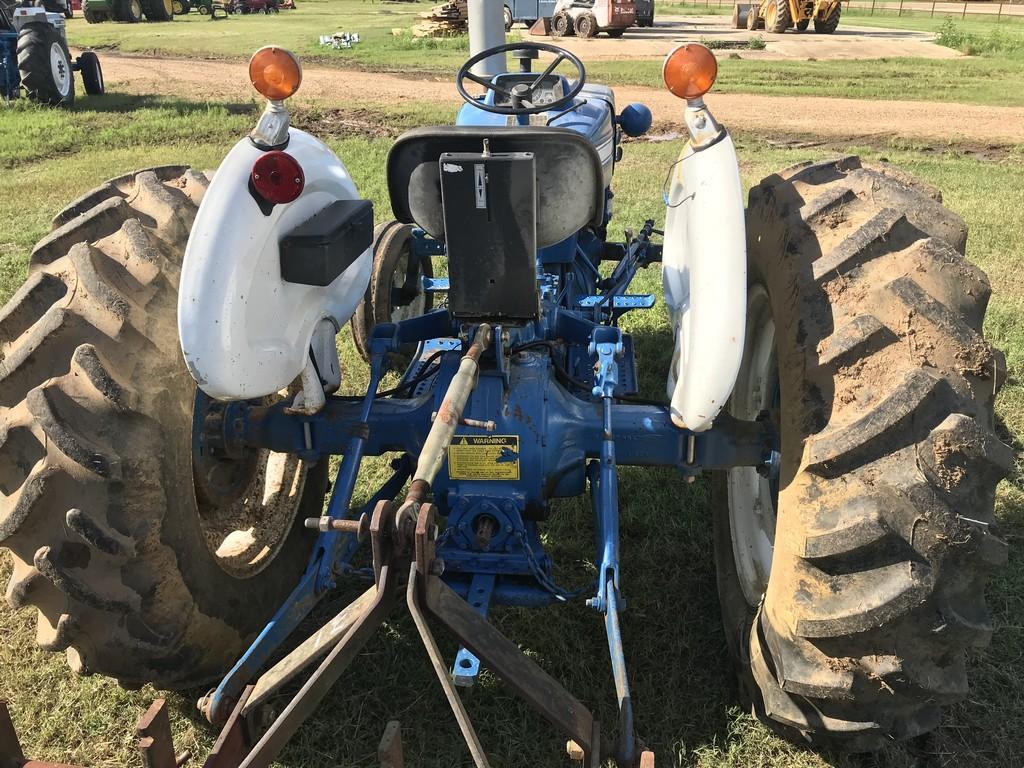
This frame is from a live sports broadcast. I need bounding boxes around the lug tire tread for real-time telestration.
[732,156,1009,751]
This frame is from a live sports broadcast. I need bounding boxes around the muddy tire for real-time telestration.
[575,12,596,38]
[814,2,840,33]
[552,10,573,37]
[795,17,809,30]
[716,156,1010,751]
[0,168,327,689]
[350,221,433,372]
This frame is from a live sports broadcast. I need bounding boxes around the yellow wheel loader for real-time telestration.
[733,0,841,33]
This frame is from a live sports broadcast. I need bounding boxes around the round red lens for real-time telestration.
[251,151,304,205]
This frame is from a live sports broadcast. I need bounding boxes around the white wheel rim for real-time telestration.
[49,43,71,97]
[726,284,779,607]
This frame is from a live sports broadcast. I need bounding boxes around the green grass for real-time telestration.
[0,94,1023,767]
[60,0,1024,105]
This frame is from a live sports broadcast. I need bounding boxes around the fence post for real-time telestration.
[870,0,874,14]
[961,2,966,19]
[930,1,935,17]
[898,0,903,17]
[997,3,1002,22]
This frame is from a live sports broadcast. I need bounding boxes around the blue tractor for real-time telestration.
[1,4,103,105]
[0,6,1009,766]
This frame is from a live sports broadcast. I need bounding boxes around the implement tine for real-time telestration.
[243,586,377,715]
[406,562,490,768]
[136,700,177,768]
[377,721,403,768]
[422,575,597,756]
[237,564,398,768]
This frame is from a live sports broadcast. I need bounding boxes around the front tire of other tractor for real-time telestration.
[503,4,513,31]
[552,10,574,36]
[17,22,75,107]
[715,156,1010,752]
[143,0,174,21]
[83,1,107,22]
[745,7,759,30]
[120,0,144,22]
[351,221,433,372]
[0,168,328,689]
[575,12,596,38]
[77,51,104,95]
[764,0,790,32]
[795,17,809,30]
[814,2,841,33]
[606,27,625,37]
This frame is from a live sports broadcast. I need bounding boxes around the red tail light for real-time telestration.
[251,151,304,205]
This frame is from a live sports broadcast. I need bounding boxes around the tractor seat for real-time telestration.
[386,126,604,249]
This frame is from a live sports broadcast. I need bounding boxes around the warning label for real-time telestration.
[447,435,520,481]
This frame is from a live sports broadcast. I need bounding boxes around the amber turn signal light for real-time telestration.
[249,46,302,101]
[662,43,718,101]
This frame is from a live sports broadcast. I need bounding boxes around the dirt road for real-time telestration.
[97,53,1024,146]
[540,16,961,61]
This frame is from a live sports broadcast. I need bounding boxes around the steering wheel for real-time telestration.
[456,42,586,116]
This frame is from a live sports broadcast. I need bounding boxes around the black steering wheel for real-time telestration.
[456,42,586,116]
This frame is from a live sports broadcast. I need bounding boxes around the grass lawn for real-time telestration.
[63,0,1024,106]
[0,90,1022,768]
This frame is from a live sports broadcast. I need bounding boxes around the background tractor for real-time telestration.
[1,4,103,106]
[82,0,172,23]
[552,0,635,37]
[735,0,841,33]
[0,1,1010,765]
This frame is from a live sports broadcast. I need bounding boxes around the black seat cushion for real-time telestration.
[387,126,604,249]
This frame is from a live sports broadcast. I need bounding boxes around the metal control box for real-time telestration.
[439,150,539,324]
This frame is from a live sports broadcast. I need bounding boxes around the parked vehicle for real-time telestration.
[0,4,103,106]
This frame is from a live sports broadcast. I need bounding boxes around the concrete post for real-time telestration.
[468,0,507,78]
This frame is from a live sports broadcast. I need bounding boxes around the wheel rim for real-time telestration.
[766,1,777,27]
[192,391,309,579]
[163,0,172,12]
[389,248,427,323]
[49,42,71,98]
[130,0,141,16]
[172,0,181,11]
[726,284,780,607]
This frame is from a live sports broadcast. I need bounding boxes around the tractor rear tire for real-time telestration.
[17,21,75,108]
[575,12,597,38]
[814,3,840,33]
[83,2,108,22]
[764,0,789,32]
[606,28,625,37]
[350,221,433,372]
[143,0,173,21]
[77,51,104,95]
[552,10,573,36]
[746,7,759,30]
[795,17,808,30]
[716,156,1010,751]
[0,168,328,689]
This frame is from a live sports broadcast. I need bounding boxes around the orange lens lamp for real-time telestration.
[662,43,718,101]
[249,46,302,101]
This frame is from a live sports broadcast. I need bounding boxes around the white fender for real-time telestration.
[179,129,371,400]
[662,133,747,432]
